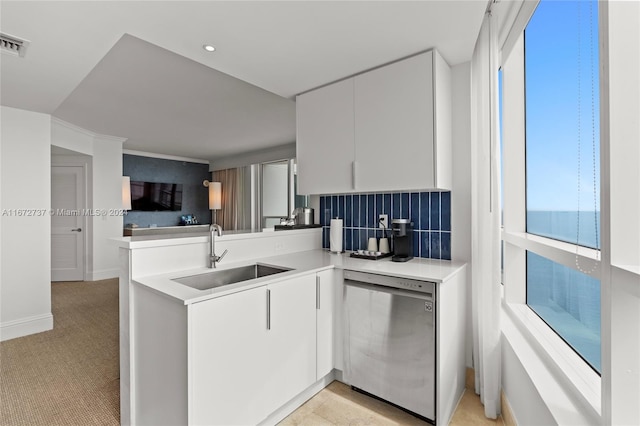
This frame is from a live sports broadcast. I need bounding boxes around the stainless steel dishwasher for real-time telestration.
[343,269,436,423]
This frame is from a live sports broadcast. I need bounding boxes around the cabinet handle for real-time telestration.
[316,276,320,310]
[266,289,271,330]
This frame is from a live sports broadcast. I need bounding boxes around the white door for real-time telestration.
[51,165,85,281]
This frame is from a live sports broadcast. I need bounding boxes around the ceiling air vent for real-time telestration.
[0,33,30,58]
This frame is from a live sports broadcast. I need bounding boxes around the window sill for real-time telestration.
[502,231,601,279]
[501,300,601,424]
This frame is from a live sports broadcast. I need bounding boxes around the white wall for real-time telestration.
[0,106,53,341]
[51,119,124,281]
[606,1,640,269]
[91,136,124,280]
[51,118,95,156]
[210,142,295,171]
[451,62,473,368]
[601,2,640,423]
[501,338,555,426]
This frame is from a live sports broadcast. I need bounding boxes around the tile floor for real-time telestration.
[279,378,504,426]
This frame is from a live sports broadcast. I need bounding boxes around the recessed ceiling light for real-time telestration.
[203,44,216,52]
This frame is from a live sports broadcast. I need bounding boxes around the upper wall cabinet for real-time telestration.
[296,78,355,195]
[296,49,452,195]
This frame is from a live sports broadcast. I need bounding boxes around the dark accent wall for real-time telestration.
[320,191,451,260]
[123,154,210,227]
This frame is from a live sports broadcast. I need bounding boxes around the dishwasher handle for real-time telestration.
[343,270,435,296]
[344,279,433,302]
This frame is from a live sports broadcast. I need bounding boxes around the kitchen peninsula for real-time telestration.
[113,228,466,426]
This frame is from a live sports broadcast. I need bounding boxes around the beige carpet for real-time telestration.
[0,279,120,426]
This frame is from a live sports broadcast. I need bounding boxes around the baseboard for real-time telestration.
[87,268,119,281]
[0,313,53,342]
[501,390,517,426]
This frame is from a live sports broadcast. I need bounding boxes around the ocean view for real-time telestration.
[527,211,601,249]
[526,211,601,373]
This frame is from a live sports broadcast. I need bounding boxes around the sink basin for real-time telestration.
[173,263,292,291]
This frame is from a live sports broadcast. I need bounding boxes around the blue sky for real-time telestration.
[524,0,600,212]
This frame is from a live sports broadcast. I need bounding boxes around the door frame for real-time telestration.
[51,154,92,281]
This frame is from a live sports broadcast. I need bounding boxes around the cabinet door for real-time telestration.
[296,78,355,195]
[316,269,335,379]
[354,51,435,192]
[189,287,270,426]
[265,274,317,411]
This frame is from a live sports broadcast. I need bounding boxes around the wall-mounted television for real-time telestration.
[130,181,183,211]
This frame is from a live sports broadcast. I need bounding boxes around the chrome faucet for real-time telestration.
[209,224,228,268]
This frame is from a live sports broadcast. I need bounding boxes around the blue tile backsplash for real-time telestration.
[320,191,451,260]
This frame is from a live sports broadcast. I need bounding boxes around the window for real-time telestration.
[525,0,600,249]
[502,0,640,420]
[527,251,601,371]
[503,0,602,375]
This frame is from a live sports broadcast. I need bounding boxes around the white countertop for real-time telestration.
[132,249,467,305]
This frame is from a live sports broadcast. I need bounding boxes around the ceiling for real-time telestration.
[0,1,487,162]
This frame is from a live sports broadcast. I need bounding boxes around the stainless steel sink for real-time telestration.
[173,263,292,291]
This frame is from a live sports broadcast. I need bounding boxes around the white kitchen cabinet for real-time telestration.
[190,286,270,426]
[264,274,317,411]
[296,78,355,195]
[296,49,452,194]
[355,50,451,191]
[316,269,335,379]
[435,265,467,426]
[189,274,316,426]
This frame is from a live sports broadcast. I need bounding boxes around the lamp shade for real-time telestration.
[122,176,132,210]
[208,181,222,210]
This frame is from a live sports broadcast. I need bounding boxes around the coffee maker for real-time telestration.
[391,219,414,262]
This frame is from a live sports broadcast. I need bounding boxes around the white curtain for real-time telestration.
[212,168,246,230]
[470,6,502,419]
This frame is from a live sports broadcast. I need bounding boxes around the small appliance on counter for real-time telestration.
[293,207,314,225]
[274,207,320,231]
[391,219,414,262]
